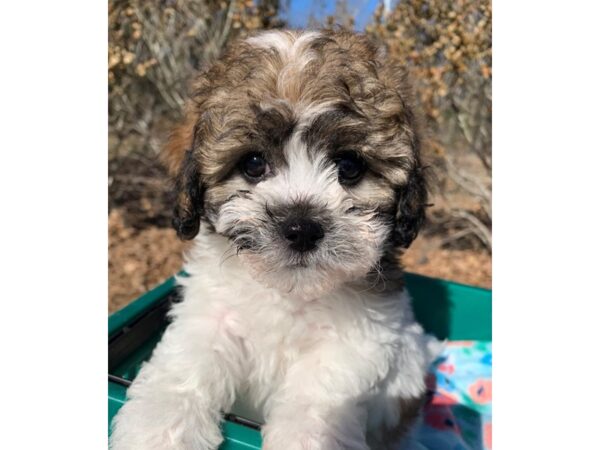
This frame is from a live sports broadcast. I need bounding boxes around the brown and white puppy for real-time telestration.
[110,29,439,450]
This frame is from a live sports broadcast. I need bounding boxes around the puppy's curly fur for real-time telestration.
[110,30,440,450]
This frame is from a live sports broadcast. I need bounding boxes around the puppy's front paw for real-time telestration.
[110,397,224,450]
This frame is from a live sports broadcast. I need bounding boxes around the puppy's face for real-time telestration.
[165,31,427,298]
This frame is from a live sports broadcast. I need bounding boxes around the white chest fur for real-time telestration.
[111,230,439,450]
[167,231,435,426]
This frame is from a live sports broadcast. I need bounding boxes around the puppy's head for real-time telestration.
[164,30,427,297]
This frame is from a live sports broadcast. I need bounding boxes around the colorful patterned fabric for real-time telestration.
[401,341,492,450]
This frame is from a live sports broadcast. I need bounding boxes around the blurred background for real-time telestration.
[108,0,491,312]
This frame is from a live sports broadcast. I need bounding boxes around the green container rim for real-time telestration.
[109,276,178,337]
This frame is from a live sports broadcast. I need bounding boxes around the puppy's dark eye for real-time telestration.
[335,152,366,185]
[240,153,270,181]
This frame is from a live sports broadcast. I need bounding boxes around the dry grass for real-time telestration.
[109,0,281,161]
[367,0,492,252]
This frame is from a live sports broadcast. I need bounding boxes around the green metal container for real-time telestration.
[108,273,492,449]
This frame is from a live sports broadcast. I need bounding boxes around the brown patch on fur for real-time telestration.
[369,394,427,450]
[161,107,196,176]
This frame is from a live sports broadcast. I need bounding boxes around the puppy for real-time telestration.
[110,29,440,450]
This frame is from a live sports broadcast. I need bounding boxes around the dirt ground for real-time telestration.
[109,208,491,313]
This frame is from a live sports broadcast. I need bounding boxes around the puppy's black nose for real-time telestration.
[281,218,324,252]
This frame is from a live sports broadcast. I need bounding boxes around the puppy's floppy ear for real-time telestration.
[376,55,429,249]
[392,101,429,248]
[394,162,428,249]
[162,114,204,240]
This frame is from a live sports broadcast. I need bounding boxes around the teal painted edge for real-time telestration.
[405,272,491,296]
[108,382,126,430]
[108,276,177,337]
[406,272,492,341]
[221,422,262,449]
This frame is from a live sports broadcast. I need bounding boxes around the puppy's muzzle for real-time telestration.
[280,218,324,253]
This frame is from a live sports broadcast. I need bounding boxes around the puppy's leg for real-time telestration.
[261,340,377,450]
[109,313,244,450]
[367,330,439,449]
